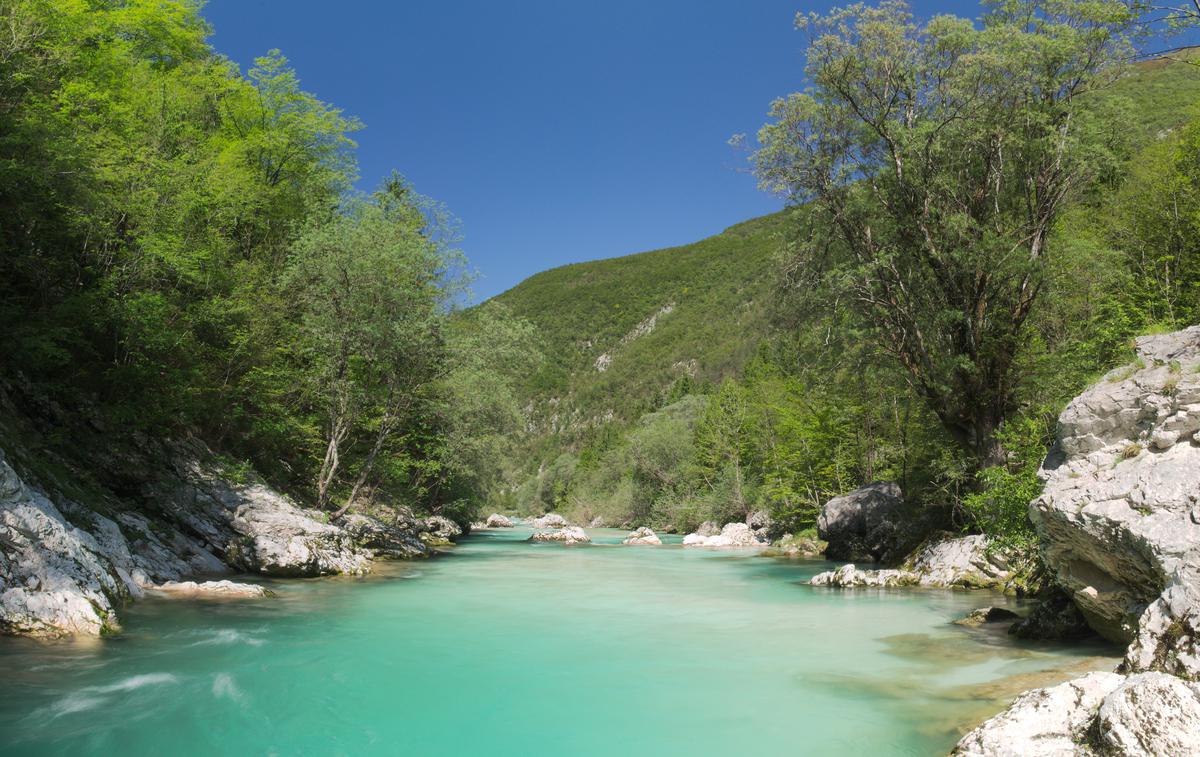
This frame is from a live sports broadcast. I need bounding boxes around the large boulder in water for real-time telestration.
[1032,326,1200,654]
[682,522,766,548]
[810,535,1022,590]
[622,526,661,545]
[528,526,590,545]
[817,482,913,563]
[485,513,513,528]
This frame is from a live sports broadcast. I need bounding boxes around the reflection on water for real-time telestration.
[0,527,1118,756]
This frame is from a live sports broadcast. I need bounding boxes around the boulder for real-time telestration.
[1093,672,1200,756]
[528,526,590,545]
[810,564,918,588]
[227,490,370,577]
[809,535,1019,590]
[817,482,914,563]
[1033,325,1200,651]
[422,515,463,543]
[530,513,569,529]
[682,522,766,548]
[769,532,827,557]
[153,580,270,598]
[695,520,720,537]
[954,607,1021,627]
[339,513,428,559]
[622,527,661,545]
[952,672,1124,756]
[955,671,1200,757]
[745,509,773,540]
[485,513,514,528]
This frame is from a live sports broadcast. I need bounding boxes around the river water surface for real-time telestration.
[0,527,1117,755]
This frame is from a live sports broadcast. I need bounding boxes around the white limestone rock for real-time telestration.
[1033,325,1200,647]
[485,513,514,528]
[681,522,766,548]
[530,513,570,529]
[528,526,590,545]
[622,527,661,545]
[952,672,1124,756]
[153,580,270,598]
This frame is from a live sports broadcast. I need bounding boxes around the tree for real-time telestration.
[751,0,1135,466]
[285,182,459,517]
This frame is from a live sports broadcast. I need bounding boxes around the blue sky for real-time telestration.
[200,1,1002,301]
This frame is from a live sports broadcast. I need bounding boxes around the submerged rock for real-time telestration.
[954,607,1020,627]
[622,526,661,545]
[530,513,570,529]
[485,513,514,528]
[682,522,766,548]
[1009,590,1094,642]
[153,580,270,598]
[528,526,590,545]
[817,481,918,563]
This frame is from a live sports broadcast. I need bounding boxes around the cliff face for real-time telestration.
[956,326,1200,753]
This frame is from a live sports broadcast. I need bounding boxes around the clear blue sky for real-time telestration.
[200,0,998,301]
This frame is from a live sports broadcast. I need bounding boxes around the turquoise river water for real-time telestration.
[0,527,1117,756]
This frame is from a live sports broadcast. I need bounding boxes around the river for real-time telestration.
[0,527,1117,755]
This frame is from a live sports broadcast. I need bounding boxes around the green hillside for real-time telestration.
[493,209,796,437]
[490,51,1200,515]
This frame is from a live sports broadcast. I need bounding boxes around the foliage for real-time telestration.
[751,0,1136,466]
[0,0,535,521]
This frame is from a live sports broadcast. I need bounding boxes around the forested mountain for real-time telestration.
[496,48,1200,534]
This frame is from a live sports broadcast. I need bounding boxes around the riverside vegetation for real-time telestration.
[4,0,1200,754]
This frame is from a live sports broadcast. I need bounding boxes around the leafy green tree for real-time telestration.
[752,0,1135,467]
[284,184,458,517]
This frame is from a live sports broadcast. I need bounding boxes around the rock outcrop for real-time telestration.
[1,438,430,638]
[954,672,1200,756]
[485,513,514,528]
[682,522,766,548]
[622,527,661,545]
[817,481,918,563]
[959,326,1200,754]
[528,526,590,545]
[810,535,1018,590]
[1,453,131,636]
[953,672,1125,756]
[1033,326,1200,653]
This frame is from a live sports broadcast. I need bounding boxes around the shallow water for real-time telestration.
[0,527,1117,756]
